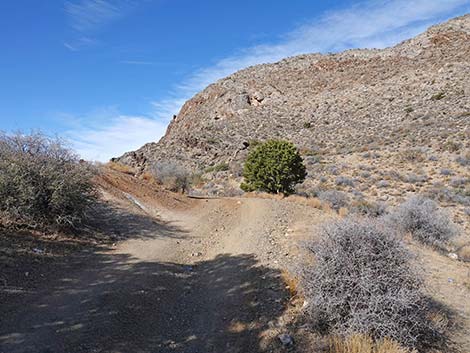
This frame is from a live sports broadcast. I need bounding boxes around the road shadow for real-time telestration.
[0,251,289,353]
[82,201,187,242]
[0,201,187,307]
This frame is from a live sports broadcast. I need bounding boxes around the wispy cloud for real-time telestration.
[170,0,469,98]
[120,60,158,65]
[63,110,167,161]
[120,60,182,67]
[65,0,122,32]
[64,0,134,50]
[63,36,97,51]
[67,0,469,161]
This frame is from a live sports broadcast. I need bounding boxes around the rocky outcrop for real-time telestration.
[116,15,470,173]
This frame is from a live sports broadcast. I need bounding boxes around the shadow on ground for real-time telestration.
[0,247,288,353]
[0,201,186,300]
[82,201,187,242]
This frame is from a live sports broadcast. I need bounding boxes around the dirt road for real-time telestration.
[3,171,468,353]
[0,179,322,353]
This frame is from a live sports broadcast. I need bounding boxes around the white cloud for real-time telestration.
[64,0,134,50]
[65,0,122,32]
[171,0,469,98]
[67,0,469,161]
[66,115,167,162]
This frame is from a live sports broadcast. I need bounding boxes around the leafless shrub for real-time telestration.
[450,177,469,188]
[426,186,470,206]
[455,152,470,166]
[329,165,341,175]
[376,180,389,188]
[350,200,387,217]
[440,169,454,176]
[318,190,350,211]
[402,174,428,184]
[387,170,402,181]
[300,217,443,349]
[0,132,97,229]
[335,176,355,187]
[387,196,458,247]
[150,161,190,193]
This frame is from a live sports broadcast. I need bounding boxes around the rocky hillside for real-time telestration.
[116,15,469,175]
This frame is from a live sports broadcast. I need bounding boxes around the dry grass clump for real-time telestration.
[329,334,414,353]
[399,148,426,163]
[387,196,458,248]
[457,245,470,262]
[300,217,442,350]
[0,132,97,229]
[285,194,323,209]
[150,161,190,193]
[107,161,135,175]
[281,270,299,298]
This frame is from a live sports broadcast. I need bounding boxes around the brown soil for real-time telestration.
[1,169,469,353]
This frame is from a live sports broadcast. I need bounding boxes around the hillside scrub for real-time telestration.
[0,132,97,229]
[300,217,443,349]
[241,140,307,195]
[387,196,458,248]
[150,161,190,193]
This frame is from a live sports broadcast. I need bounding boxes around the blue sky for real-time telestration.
[1,0,469,161]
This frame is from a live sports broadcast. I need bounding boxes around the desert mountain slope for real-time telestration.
[116,15,470,173]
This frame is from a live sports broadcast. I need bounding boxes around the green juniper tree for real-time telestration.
[241,140,306,195]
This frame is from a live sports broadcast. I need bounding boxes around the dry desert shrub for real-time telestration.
[455,152,470,166]
[150,161,190,193]
[335,176,355,187]
[399,148,426,163]
[387,196,458,248]
[300,217,442,349]
[350,200,387,217]
[457,245,470,262]
[317,190,350,211]
[329,334,414,353]
[0,132,97,229]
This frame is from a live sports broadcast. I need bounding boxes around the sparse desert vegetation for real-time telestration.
[0,132,97,229]
[2,13,470,353]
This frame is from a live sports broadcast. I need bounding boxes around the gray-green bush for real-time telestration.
[150,161,190,193]
[387,196,457,247]
[0,132,97,228]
